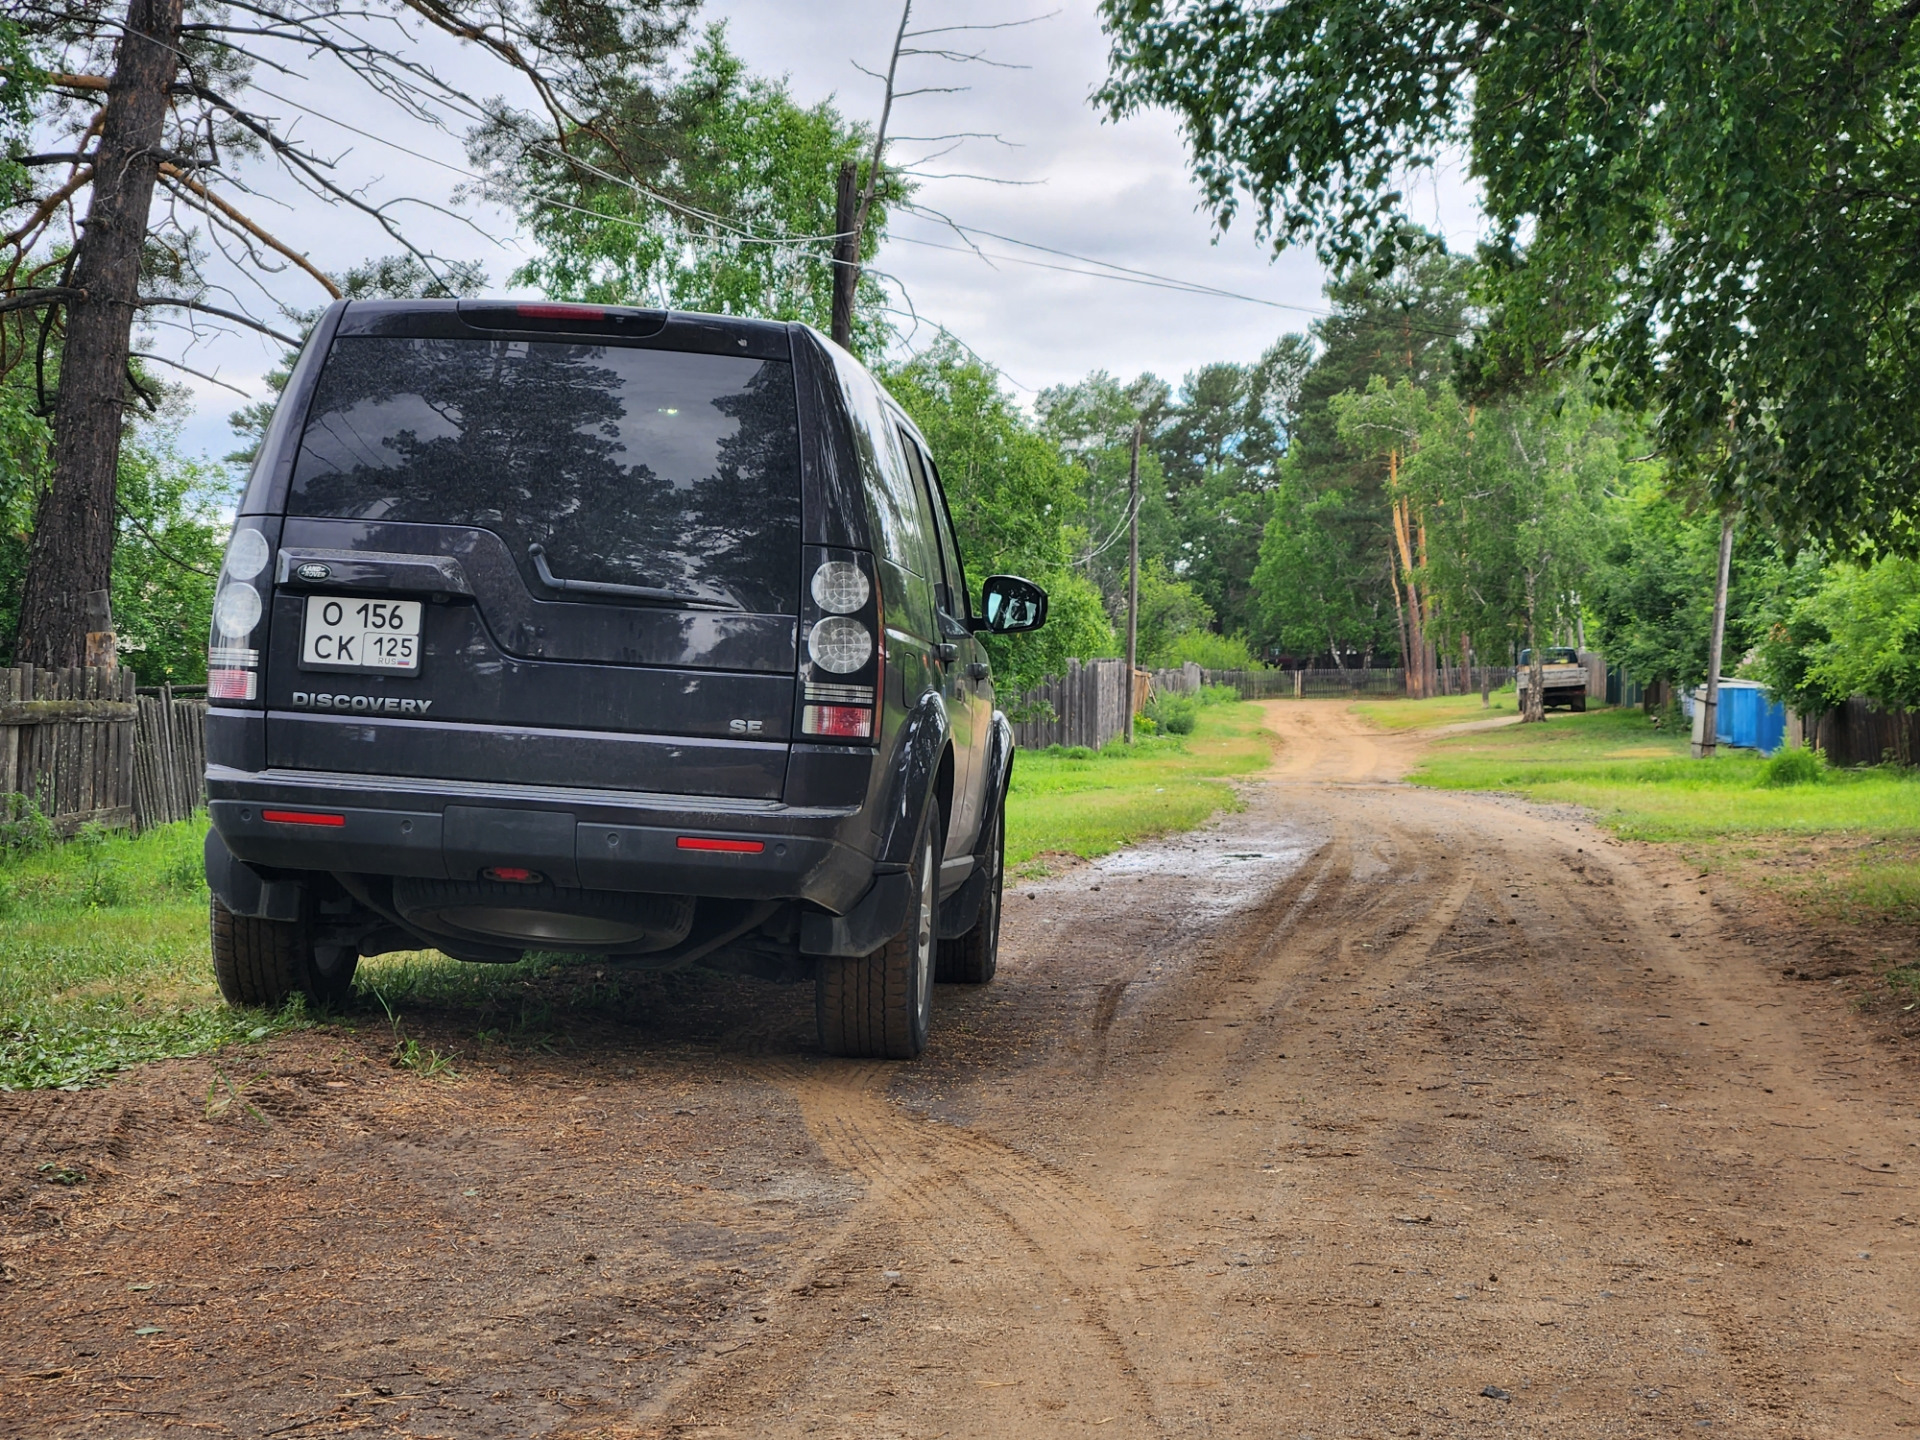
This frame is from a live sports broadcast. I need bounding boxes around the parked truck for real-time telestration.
[1516,647,1589,712]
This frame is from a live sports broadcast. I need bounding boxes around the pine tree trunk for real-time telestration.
[12,0,183,669]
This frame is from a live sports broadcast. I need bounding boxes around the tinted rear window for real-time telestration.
[288,337,801,614]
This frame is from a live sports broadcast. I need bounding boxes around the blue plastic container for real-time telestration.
[1712,680,1787,755]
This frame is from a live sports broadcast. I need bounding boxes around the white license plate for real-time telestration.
[301,595,422,674]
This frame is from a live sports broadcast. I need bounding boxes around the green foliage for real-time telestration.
[112,431,231,684]
[1145,690,1198,734]
[0,368,52,657]
[1248,247,1474,665]
[1149,336,1312,634]
[1131,559,1214,668]
[1756,556,1920,713]
[506,25,894,352]
[1035,368,1176,606]
[1589,478,1716,694]
[1324,372,1630,693]
[0,793,53,856]
[1161,629,1260,671]
[1756,745,1826,789]
[1097,0,1920,551]
[2,355,230,677]
[882,341,1116,695]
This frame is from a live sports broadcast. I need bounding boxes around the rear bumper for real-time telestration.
[205,764,881,915]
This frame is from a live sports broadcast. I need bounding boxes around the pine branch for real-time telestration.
[157,163,340,297]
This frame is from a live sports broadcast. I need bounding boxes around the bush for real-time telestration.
[1147,692,1198,735]
[1198,683,1241,706]
[1156,628,1262,671]
[1755,745,1826,788]
[0,794,53,856]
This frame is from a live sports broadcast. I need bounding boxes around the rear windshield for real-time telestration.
[288,337,801,614]
[1521,648,1580,665]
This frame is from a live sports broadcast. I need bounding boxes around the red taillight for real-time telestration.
[482,866,542,884]
[677,836,765,854]
[516,302,605,321]
[802,704,874,739]
[208,668,257,701]
[261,809,345,827]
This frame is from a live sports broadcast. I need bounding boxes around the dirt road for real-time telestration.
[4,701,1916,1438]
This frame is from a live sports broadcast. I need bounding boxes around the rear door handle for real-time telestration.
[936,642,959,662]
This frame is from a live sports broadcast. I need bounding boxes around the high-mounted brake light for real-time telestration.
[515,302,606,321]
[262,809,345,827]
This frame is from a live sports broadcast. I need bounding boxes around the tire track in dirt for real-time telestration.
[626,1054,1190,1437]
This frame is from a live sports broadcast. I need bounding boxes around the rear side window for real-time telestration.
[288,337,802,614]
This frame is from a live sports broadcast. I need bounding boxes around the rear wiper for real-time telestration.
[527,544,739,610]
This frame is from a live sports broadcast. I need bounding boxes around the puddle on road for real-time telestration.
[1027,811,1323,924]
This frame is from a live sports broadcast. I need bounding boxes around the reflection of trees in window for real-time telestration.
[290,338,801,615]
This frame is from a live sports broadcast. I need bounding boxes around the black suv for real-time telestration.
[202,300,1046,1059]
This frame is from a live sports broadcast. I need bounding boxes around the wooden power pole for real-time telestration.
[1695,510,1736,759]
[829,160,859,348]
[1125,419,1142,744]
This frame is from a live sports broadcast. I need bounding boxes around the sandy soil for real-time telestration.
[3,700,1916,1438]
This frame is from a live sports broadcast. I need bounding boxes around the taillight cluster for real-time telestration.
[207,521,272,704]
[799,548,881,741]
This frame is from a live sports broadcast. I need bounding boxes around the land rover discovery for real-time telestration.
[201,300,1046,1059]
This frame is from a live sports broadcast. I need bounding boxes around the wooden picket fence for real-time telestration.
[133,685,210,829]
[1,665,207,836]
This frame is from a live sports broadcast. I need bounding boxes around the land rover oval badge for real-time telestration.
[296,562,331,582]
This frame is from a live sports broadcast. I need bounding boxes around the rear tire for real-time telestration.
[210,896,359,1010]
[938,793,1003,985]
[816,810,940,1059]
[1573,694,1588,713]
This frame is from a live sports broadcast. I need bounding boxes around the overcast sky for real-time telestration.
[160,0,1483,463]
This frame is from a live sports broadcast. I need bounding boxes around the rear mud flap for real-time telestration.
[204,828,305,922]
[800,870,911,958]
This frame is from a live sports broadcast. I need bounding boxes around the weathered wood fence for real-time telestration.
[1204,665,1523,700]
[1,666,208,835]
[133,686,210,829]
[1011,658,1137,750]
[1809,698,1920,768]
[1148,662,1204,696]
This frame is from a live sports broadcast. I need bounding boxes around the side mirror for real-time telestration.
[976,574,1048,634]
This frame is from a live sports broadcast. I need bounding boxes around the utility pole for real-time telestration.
[1695,510,1736,759]
[829,160,859,348]
[1125,419,1142,744]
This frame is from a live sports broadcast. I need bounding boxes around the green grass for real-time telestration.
[1005,699,1276,876]
[1406,705,1920,841]
[1406,705,1920,924]
[1351,688,1519,730]
[0,818,304,1091]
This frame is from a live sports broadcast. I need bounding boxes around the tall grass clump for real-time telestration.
[1755,745,1826,788]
